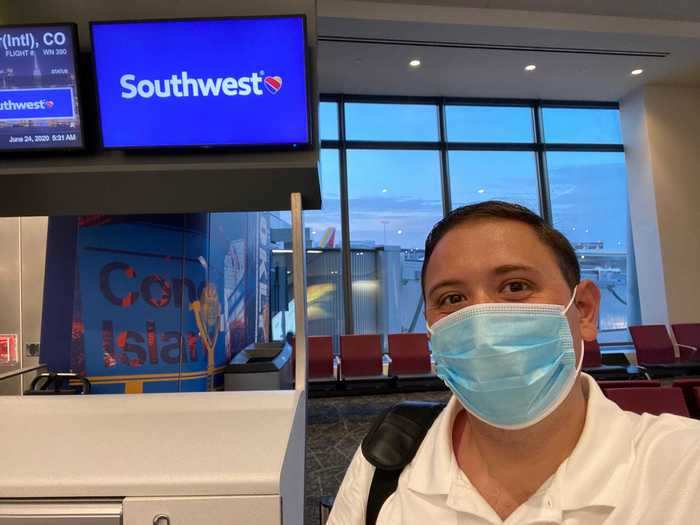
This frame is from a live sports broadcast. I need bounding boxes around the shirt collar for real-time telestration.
[407,373,637,512]
[407,393,462,495]
[557,373,637,510]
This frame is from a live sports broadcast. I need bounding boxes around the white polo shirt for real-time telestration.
[327,374,700,524]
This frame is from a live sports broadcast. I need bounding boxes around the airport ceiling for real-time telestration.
[3,0,700,101]
[317,0,700,100]
[363,0,700,23]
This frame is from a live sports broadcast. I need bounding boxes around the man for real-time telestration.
[328,201,700,524]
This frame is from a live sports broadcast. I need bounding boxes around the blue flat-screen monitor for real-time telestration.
[91,16,311,150]
[0,24,84,152]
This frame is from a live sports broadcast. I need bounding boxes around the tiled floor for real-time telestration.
[305,390,451,524]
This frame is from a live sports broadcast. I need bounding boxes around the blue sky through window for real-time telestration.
[548,151,628,251]
[449,151,540,213]
[344,103,439,141]
[347,149,443,250]
[543,108,622,143]
[305,149,342,248]
[315,103,627,253]
[319,102,339,141]
[446,105,533,143]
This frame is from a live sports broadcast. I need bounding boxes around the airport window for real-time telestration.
[319,102,339,141]
[320,96,633,345]
[541,107,623,144]
[346,149,443,334]
[271,149,344,342]
[344,102,439,142]
[307,149,343,248]
[547,151,629,332]
[306,149,345,340]
[448,151,540,213]
[445,105,534,143]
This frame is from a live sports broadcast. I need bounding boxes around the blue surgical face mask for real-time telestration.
[427,288,583,430]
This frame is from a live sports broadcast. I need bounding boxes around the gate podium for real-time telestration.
[0,194,311,525]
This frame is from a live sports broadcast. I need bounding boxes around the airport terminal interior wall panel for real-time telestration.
[0,217,47,395]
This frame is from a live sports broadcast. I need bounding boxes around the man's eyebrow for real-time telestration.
[427,265,541,298]
[427,279,463,298]
[492,264,541,275]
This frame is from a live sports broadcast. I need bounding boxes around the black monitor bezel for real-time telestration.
[89,15,314,153]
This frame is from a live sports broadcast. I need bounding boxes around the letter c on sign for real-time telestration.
[43,32,66,46]
[100,262,138,307]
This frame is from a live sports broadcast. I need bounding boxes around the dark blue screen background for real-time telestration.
[91,17,309,148]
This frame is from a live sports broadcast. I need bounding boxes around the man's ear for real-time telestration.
[575,279,600,342]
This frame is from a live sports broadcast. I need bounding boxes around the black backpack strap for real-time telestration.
[361,401,446,525]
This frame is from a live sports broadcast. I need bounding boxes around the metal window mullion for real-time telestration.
[533,103,553,225]
[438,98,451,216]
[446,142,537,151]
[343,140,440,150]
[321,94,619,110]
[338,96,354,335]
[544,143,624,152]
[326,142,623,154]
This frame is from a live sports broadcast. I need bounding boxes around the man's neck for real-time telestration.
[452,377,588,518]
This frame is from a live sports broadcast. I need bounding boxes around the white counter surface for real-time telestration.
[0,390,304,498]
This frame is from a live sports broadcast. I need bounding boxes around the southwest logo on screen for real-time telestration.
[120,71,284,99]
[264,76,282,95]
[0,98,55,111]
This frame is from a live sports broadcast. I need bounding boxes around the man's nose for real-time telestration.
[469,289,498,306]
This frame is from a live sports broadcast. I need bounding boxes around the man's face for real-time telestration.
[423,218,600,350]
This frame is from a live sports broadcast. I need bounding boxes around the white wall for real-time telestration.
[0,218,48,395]
[619,89,669,324]
[621,86,700,324]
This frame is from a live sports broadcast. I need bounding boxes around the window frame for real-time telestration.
[319,94,625,337]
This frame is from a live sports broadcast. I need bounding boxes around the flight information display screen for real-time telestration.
[0,24,84,151]
[91,17,310,149]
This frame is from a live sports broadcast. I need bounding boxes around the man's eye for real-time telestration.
[503,281,530,294]
[441,293,465,306]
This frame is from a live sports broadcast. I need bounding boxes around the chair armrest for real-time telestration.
[626,364,651,380]
[382,353,392,376]
[678,344,699,361]
[333,355,341,380]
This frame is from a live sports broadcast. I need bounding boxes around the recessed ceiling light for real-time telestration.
[525,64,536,71]
[409,59,421,68]
[631,69,644,76]
[477,188,485,194]
[397,229,403,235]
[382,188,388,193]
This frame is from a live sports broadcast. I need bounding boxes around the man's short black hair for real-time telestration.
[421,200,580,297]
